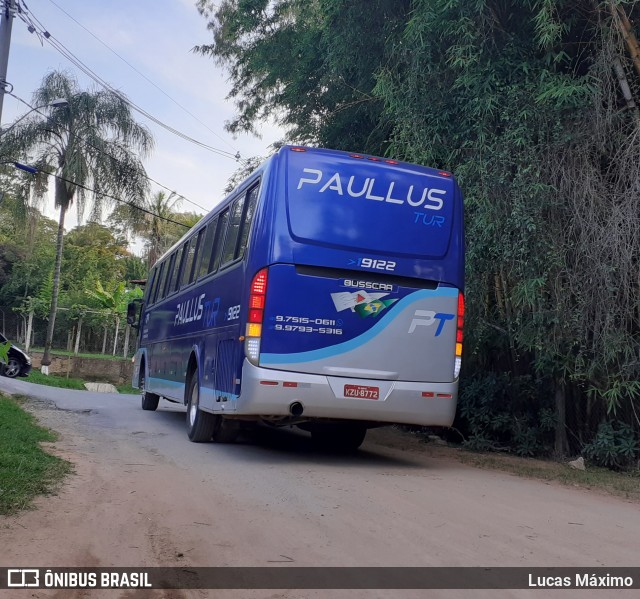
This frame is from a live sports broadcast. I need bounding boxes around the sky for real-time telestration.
[1,0,284,237]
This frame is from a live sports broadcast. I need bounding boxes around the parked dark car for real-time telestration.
[0,333,32,378]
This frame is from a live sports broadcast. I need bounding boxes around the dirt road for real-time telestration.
[0,378,638,598]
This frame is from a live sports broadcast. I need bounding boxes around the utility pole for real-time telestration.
[0,0,16,125]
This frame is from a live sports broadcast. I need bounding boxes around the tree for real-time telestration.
[0,339,9,375]
[196,1,640,457]
[372,0,640,453]
[0,213,57,304]
[86,280,142,357]
[0,242,23,289]
[63,222,130,292]
[194,0,405,152]
[0,71,153,372]
[0,200,57,346]
[109,191,201,267]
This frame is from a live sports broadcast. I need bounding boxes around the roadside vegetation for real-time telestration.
[0,74,202,363]
[375,428,640,501]
[455,450,640,501]
[24,370,86,390]
[0,394,72,515]
[29,348,134,362]
[193,0,640,469]
[21,370,137,394]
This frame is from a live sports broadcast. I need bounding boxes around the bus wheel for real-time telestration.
[310,422,367,452]
[140,370,159,411]
[212,417,240,443]
[141,392,160,411]
[186,369,215,442]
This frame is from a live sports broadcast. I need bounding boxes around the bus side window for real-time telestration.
[220,196,245,267]
[146,267,158,305]
[191,228,205,284]
[209,209,229,274]
[152,263,165,304]
[236,184,259,258]
[196,219,217,280]
[181,232,201,288]
[161,253,177,300]
[169,244,186,295]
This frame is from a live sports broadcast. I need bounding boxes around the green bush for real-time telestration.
[583,422,639,471]
[457,372,555,456]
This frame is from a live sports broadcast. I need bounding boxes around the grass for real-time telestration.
[116,384,138,394]
[373,427,640,502]
[29,347,132,362]
[454,450,640,500]
[24,370,86,390]
[23,370,136,394]
[0,394,72,515]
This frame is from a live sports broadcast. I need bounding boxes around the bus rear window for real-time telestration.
[286,153,455,257]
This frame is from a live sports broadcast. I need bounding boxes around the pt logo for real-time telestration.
[408,310,455,336]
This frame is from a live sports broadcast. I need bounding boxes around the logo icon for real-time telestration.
[408,310,455,336]
[331,291,397,319]
[8,569,40,587]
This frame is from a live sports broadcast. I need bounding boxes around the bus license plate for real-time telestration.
[344,385,379,400]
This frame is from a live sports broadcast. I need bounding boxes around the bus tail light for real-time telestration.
[454,292,464,379]
[245,269,268,364]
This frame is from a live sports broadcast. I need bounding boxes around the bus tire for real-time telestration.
[186,369,215,442]
[141,392,160,411]
[212,417,240,443]
[310,422,367,452]
[140,368,159,411]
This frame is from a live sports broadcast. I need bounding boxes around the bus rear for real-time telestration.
[239,146,464,433]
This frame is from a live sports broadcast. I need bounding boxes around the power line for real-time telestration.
[47,33,238,159]
[6,157,192,229]
[6,90,210,213]
[143,174,209,213]
[15,1,242,162]
[58,172,193,228]
[53,171,191,229]
[4,96,194,229]
[45,0,240,156]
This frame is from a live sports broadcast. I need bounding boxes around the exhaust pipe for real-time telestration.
[289,401,304,417]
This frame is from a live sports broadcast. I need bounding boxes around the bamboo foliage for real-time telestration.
[195,0,640,457]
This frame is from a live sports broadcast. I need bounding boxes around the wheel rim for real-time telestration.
[189,383,198,427]
[4,359,20,378]
[140,373,146,401]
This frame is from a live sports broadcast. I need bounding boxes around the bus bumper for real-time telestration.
[237,359,458,427]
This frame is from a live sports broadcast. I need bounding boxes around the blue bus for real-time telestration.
[130,146,464,450]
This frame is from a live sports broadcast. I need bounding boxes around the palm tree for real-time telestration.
[138,191,181,267]
[110,190,198,268]
[0,71,153,372]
